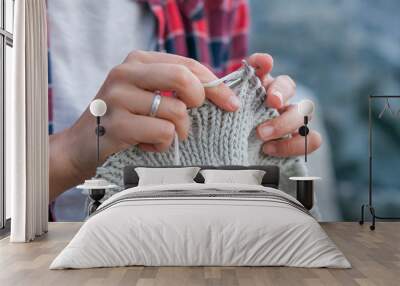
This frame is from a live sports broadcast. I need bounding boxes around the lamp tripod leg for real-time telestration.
[359,204,365,225]
[370,206,376,230]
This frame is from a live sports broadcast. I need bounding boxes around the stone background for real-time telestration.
[249,0,400,219]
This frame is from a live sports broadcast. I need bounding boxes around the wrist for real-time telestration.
[64,123,99,181]
[49,125,97,201]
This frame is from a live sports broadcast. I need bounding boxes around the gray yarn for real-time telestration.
[96,61,306,199]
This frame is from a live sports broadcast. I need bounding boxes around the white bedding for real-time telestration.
[50,183,350,269]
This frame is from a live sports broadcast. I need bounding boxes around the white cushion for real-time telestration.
[135,167,200,186]
[200,169,265,185]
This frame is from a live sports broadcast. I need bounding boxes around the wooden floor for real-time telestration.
[0,222,399,286]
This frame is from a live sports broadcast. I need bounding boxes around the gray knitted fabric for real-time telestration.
[96,61,306,199]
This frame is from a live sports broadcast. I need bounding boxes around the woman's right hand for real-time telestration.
[50,51,239,200]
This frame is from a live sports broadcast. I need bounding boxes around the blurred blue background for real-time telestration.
[53,0,400,221]
[249,0,400,220]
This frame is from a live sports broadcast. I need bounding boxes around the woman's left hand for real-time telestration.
[248,53,322,157]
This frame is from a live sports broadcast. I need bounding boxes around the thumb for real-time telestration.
[247,53,274,79]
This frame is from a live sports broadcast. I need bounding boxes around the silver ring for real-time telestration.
[149,91,161,117]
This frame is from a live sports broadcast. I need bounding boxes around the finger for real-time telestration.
[257,104,305,141]
[247,53,274,79]
[116,112,176,152]
[138,143,159,152]
[114,62,205,108]
[262,73,275,86]
[265,75,296,109]
[262,131,322,157]
[125,50,239,111]
[114,85,190,140]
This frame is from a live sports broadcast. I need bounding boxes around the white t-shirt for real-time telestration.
[47,0,156,133]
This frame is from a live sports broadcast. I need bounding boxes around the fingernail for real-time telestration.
[272,90,283,107]
[264,143,277,155]
[260,125,274,139]
[228,96,240,110]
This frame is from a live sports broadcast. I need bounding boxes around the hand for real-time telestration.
[248,53,322,157]
[49,51,239,200]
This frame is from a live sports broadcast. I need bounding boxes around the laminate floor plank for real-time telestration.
[0,222,399,286]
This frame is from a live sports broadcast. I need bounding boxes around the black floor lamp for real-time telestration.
[359,95,400,230]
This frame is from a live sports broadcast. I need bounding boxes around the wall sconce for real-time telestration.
[77,99,117,215]
[89,99,107,162]
[297,99,315,162]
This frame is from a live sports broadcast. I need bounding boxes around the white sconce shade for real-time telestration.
[298,99,315,116]
[90,99,107,117]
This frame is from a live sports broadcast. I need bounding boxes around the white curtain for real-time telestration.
[7,0,49,242]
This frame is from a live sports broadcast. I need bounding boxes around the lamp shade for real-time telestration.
[90,99,107,117]
[298,99,315,116]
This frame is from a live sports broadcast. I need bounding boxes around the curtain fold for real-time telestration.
[8,0,49,242]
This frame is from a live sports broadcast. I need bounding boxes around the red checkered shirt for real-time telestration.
[142,0,249,77]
